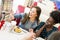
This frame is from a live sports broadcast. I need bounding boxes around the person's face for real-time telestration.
[9,14,14,21]
[46,17,55,27]
[29,8,37,19]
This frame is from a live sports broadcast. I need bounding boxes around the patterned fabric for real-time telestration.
[34,22,58,39]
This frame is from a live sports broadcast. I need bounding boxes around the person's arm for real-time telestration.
[36,21,51,37]
[36,24,46,37]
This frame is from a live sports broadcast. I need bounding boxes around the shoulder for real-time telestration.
[34,22,45,31]
[38,22,45,27]
[53,26,58,31]
[39,22,45,24]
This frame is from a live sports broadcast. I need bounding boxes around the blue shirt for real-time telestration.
[34,22,58,39]
[19,20,38,31]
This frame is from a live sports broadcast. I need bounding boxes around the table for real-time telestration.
[0,28,44,40]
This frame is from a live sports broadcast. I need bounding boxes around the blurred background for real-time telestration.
[0,0,60,27]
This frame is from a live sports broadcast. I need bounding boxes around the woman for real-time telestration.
[34,10,60,39]
[19,6,41,31]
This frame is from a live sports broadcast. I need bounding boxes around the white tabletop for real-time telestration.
[0,28,44,40]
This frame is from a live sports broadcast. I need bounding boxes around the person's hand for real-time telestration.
[29,28,34,32]
[29,29,36,40]
[45,22,50,26]
[23,29,36,40]
[21,29,36,40]
[44,21,51,28]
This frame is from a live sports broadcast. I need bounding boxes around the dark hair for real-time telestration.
[47,31,60,40]
[21,6,41,24]
[50,10,60,23]
[34,6,41,24]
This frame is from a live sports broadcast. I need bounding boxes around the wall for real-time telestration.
[13,0,25,13]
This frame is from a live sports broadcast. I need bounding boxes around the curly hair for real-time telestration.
[50,10,60,23]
